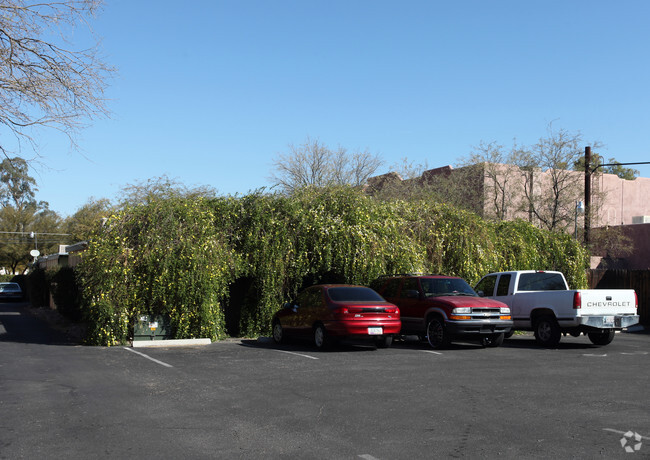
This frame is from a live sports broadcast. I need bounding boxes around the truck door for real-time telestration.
[475,275,497,298]
[493,273,513,310]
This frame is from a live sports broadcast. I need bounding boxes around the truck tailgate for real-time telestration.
[577,289,637,316]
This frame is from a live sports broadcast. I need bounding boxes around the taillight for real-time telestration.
[573,291,582,309]
[635,292,638,310]
[336,307,349,316]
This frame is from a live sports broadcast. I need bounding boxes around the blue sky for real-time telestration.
[21,0,650,216]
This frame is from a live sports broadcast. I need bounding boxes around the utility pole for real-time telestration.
[584,146,591,245]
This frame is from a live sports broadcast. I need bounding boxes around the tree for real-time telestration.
[269,137,383,193]
[0,157,37,210]
[118,175,217,207]
[0,202,63,273]
[0,0,112,157]
[459,141,525,221]
[513,126,602,232]
[64,197,113,242]
[0,158,62,272]
[574,153,639,180]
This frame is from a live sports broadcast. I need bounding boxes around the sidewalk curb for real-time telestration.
[131,338,212,348]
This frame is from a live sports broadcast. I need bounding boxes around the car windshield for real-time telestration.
[327,287,385,302]
[0,283,20,292]
[420,278,477,297]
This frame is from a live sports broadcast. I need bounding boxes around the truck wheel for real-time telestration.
[588,330,615,346]
[426,318,450,349]
[504,330,514,339]
[481,333,504,347]
[534,316,561,347]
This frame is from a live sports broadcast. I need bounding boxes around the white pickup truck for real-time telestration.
[474,270,639,347]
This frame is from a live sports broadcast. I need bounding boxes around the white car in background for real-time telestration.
[0,282,23,301]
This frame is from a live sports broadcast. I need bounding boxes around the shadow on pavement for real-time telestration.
[0,301,80,345]
[239,337,382,353]
[502,335,610,350]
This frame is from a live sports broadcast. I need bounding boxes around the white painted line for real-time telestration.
[420,350,443,355]
[358,455,380,460]
[123,347,173,368]
[621,351,649,355]
[582,354,607,357]
[273,349,319,360]
[603,428,650,440]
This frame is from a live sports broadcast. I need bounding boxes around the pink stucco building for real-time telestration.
[367,163,650,269]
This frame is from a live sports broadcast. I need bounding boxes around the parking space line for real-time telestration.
[123,347,173,368]
[420,350,443,355]
[272,349,319,360]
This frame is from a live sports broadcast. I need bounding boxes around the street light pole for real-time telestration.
[575,200,584,239]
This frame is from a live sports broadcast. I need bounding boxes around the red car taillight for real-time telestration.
[573,291,582,309]
[335,307,349,317]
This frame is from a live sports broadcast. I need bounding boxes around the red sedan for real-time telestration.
[272,285,401,349]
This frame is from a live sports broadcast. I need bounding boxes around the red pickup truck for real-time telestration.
[372,274,513,349]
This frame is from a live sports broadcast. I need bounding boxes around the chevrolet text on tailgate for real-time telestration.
[474,270,639,347]
[372,274,513,349]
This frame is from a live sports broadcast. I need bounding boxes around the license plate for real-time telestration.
[603,316,615,326]
[368,327,383,335]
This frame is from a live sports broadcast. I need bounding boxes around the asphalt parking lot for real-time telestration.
[1,302,649,459]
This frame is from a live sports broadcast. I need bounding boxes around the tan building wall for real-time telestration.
[593,174,650,227]
[371,163,650,230]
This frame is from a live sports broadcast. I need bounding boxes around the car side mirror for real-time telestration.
[477,291,485,297]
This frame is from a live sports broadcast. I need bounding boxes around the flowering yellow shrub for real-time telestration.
[77,186,588,345]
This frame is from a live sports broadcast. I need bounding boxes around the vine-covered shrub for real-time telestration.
[49,267,83,322]
[25,268,49,308]
[77,196,239,345]
[77,186,589,345]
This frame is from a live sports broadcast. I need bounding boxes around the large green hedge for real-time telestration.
[77,187,589,345]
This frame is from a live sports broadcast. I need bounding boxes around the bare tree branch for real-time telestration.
[269,137,383,193]
[0,0,113,158]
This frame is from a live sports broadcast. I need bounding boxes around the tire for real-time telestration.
[272,320,284,344]
[504,330,514,339]
[375,335,393,349]
[426,317,450,349]
[534,316,561,347]
[588,330,616,346]
[481,333,505,348]
[313,324,329,350]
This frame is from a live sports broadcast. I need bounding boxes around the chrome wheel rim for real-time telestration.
[273,322,283,342]
[427,320,443,347]
[314,327,325,347]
